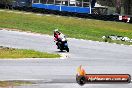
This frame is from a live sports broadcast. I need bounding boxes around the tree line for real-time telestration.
[97,0,132,15]
[0,0,14,9]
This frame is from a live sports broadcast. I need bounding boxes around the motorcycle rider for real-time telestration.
[54,29,61,49]
[54,29,66,49]
[54,29,61,41]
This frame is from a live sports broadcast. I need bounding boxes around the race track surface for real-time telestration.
[0,29,132,88]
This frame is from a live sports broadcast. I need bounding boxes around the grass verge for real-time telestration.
[0,9,132,45]
[0,46,60,59]
[0,81,32,87]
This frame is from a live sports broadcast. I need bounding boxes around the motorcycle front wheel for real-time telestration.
[66,47,69,52]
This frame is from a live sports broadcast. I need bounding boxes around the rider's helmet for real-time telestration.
[54,29,59,32]
[54,29,60,35]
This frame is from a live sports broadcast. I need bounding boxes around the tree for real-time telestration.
[0,0,14,9]
[97,0,132,15]
[96,0,115,7]
[115,0,121,14]
[123,0,132,15]
[96,0,121,14]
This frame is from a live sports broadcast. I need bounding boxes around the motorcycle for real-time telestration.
[55,34,69,52]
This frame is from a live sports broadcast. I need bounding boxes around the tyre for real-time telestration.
[60,49,63,52]
[76,76,86,86]
[59,46,63,51]
[66,47,69,52]
[128,74,131,83]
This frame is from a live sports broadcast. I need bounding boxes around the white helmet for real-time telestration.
[54,29,59,32]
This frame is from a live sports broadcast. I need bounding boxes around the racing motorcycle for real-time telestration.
[55,34,69,52]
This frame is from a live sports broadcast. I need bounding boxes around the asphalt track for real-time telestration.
[0,29,132,88]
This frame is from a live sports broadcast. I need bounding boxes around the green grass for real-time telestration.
[0,46,60,59]
[0,9,132,45]
[0,81,32,87]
